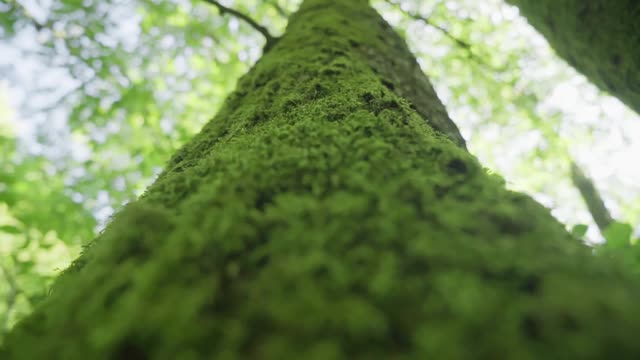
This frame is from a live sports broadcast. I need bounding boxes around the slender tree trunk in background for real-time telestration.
[4,0,640,358]
[507,0,640,115]
[570,162,613,234]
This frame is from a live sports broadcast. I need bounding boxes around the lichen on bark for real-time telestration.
[3,0,640,359]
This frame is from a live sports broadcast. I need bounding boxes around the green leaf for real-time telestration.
[571,224,588,238]
[603,222,633,248]
[16,259,35,272]
[0,224,21,234]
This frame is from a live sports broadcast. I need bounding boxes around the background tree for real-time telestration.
[506,0,640,115]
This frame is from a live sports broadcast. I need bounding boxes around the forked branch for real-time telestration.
[202,0,278,51]
[384,0,491,68]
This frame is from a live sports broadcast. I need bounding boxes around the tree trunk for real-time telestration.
[4,0,640,358]
[507,0,640,115]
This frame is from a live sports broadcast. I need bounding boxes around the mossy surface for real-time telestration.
[508,0,640,115]
[4,0,640,358]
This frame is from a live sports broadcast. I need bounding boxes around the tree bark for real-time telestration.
[507,0,640,115]
[4,0,640,358]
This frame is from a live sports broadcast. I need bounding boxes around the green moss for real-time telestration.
[508,0,640,115]
[4,0,640,358]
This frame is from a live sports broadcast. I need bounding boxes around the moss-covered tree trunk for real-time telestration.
[507,0,640,115]
[4,0,640,358]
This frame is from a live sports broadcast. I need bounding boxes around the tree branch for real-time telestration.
[201,0,277,51]
[570,161,614,233]
[384,0,493,69]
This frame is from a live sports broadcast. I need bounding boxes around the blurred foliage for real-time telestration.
[567,220,640,279]
[0,0,638,343]
[589,221,640,278]
[0,0,293,339]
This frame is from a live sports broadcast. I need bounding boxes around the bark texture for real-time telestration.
[508,0,640,115]
[4,0,640,358]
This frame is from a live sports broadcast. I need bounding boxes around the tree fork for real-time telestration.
[3,0,640,358]
[202,0,279,52]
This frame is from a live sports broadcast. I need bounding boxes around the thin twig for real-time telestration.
[201,0,277,51]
